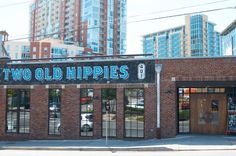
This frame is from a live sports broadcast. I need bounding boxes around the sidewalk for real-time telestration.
[0,135,236,151]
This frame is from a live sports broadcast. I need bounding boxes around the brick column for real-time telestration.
[144,85,157,139]
[116,87,124,139]
[160,81,177,138]
[0,88,6,138]
[61,86,80,139]
[30,86,49,139]
[93,88,102,139]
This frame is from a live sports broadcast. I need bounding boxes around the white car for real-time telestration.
[57,113,93,132]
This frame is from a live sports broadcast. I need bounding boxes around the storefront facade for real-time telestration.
[0,57,236,140]
[0,58,157,140]
[158,57,236,137]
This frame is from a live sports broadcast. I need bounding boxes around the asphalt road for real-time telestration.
[0,150,236,156]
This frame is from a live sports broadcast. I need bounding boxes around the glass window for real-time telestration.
[32,54,36,59]
[6,89,30,133]
[124,89,144,138]
[48,89,61,135]
[178,88,190,133]
[80,89,93,137]
[44,47,48,52]
[33,47,36,52]
[102,89,116,137]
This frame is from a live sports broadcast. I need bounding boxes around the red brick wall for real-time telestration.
[41,42,51,58]
[30,86,49,139]
[144,85,157,139]
[0,88,6,137]
[30,42,40,59]
[0,84,157,140]
[2,57,236,140]
[158,57,236,138]
[116,87,124,139]
[61,86,80,139]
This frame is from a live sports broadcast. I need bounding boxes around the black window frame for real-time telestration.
[101,88,117,137]
[48,88,61,135]
[6,89,30,134]
[80,88,94,137]
[124,88,145,138]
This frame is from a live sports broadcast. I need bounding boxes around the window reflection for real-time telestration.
[6,89,30,133]
[48,89,61,135]
[124,89,144,138]
[102,89,116,137]
[80,89,93,137]
[178,88,190,133]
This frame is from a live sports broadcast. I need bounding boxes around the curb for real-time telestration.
[1,146,236,151]
[0,146,173,151]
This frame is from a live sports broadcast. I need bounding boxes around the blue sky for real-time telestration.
[0,0,236,54]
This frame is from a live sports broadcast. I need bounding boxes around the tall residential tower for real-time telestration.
[221,19,236,56]
[143,14,221,58]
[30,0,127,55]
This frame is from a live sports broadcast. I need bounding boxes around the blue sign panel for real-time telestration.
[0,60,155,85]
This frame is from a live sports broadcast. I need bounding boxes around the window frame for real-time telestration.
[80,88,94,137]
[101,88,117,137]
[48,88,62,135]
[124,88,145,138]
[6,89,31,134]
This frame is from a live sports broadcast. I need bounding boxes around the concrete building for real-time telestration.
[30,0,127,55]
[4,39,87,60]
[143,14,221,58]
[30,38,86,59]
[4,41,30,59]
[0,31,9,57]
[221,19,236,56]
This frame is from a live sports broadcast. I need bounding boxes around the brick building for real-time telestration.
[0,56,236,140]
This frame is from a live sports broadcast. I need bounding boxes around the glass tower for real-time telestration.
[221,20,236,56]
[30,0,127,55]
[143,14,221,58]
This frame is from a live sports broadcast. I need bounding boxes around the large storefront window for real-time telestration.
[124,89,144,138]
[6,89,30,133]
[48,89,61,135]
[80,89,94,137]
[102,89,116,137]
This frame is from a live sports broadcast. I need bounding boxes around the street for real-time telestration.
[0,150,236,156]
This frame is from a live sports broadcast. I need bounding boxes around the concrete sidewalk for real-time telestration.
[0,135,236,151]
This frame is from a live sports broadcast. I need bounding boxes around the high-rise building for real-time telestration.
[221,19,236,56]
[30,0,61,41]
[30,0,127,55]
[143,14,221,58]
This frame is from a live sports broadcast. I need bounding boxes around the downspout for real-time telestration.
[155,64,162,129]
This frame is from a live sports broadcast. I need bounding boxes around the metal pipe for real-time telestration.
[155,64,162,128]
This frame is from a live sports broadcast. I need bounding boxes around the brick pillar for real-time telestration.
[116,87,124,139]
[144,85,157,139]
[30,86,49,139]
[160,81,177,138]
[61,86,80,139]
[93,88,102,139]
[0,88,6,138]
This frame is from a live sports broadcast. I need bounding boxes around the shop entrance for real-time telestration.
[190,94,226,134]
